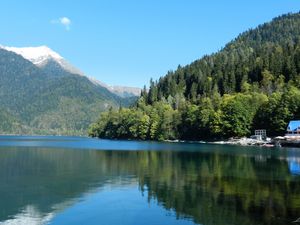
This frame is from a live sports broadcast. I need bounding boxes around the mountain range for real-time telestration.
[0,45,140,135]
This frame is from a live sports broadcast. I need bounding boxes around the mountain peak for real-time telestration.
[1,45,63,65]
[0,44,140,97]
[0,45,84,76]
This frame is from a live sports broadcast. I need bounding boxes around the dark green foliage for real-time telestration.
[151,13,300,101]
[253,86,300,136]
[221,94,258,137]
[90,12,300,140]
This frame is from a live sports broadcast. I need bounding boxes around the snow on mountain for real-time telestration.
[2,45,62,64]
[0,45,141,97]
[0,45,84,76]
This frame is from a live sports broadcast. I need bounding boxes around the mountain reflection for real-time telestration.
[0,146,300,225]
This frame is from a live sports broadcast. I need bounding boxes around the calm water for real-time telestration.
[0,136,300,225]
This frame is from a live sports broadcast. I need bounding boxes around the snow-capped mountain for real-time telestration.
[2,45,62,65]
[0,45,141,97]
[0,45,84,76]
[0,46,138,135]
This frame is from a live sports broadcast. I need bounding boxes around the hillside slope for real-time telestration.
[90,12,300,140]
[146,12,300,101]
[0,48,131,135]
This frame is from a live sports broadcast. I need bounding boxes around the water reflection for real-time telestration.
[288,150,300,176]
[0,144,299,225]
[1,205,55,225]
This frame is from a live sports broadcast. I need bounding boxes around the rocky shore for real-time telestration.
[211,136,300,148]
[166,136,300,148]
[273,136,300,147]
[210,137,274,147]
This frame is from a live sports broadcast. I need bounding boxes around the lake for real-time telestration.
[0,136,300,225]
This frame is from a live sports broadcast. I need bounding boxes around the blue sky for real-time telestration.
[1,0,300,87]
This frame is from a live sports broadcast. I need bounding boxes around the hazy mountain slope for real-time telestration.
[0,47,130,135]
[107,86,141,98]
[0,49,50,114]
[88,77,141,97]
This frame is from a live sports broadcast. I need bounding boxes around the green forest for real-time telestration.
[89,12,300,140]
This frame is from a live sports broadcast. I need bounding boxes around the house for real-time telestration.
[286,120,300,136]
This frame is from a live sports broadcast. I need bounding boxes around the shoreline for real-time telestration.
[166,137,300,149]
[1,134,300,148]
[166,137,275,147]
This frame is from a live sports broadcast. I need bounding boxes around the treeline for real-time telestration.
[144,13,300,102]
[89,12,300,140]
[89,79,300,140]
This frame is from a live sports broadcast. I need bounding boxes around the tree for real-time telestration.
[261,70,274,94]
[221,95,254,137]
[138,114,150,140]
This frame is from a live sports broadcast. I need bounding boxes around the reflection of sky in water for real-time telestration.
[1,184,197,225]
[289,160,300,175]
[287,149,300,175]
[49,186,196,225]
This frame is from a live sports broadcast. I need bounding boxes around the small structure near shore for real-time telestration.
[286,120,300,137]
[253,129,267,141]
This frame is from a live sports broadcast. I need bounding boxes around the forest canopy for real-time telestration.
[89,12,300,140]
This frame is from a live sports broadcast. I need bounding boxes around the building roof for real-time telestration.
[287,120,300,131]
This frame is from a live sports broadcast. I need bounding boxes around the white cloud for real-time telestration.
[51,17,71,31]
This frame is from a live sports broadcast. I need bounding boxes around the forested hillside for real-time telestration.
[0,48,134,135]
[89,12,300,140]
